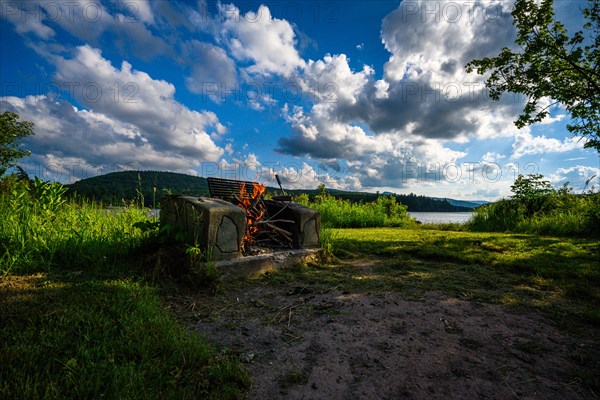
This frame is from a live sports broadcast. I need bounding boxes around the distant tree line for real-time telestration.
[322,191,471,212]
[66,170,471,212]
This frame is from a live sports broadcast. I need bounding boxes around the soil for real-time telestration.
[167,268,600,399]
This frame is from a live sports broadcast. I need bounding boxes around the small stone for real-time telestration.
[312,382,318,390]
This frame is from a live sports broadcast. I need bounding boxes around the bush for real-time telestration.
[298,193,415,228]
[468,174,599,237]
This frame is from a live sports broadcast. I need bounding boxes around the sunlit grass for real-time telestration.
[260,227,600,332]
[468,193,600,237]
[296,194,416,228]
[0,194,155,275]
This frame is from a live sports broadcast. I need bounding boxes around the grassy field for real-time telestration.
[3,224,599,397]
[1,178,599,397]
[0,275,249,399]
[0,181,249,399]
[266,228,600,332]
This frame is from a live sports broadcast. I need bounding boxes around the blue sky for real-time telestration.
[1,0,598,200]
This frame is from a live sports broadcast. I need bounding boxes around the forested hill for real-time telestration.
[66,171,473,212]
[66,171,210,206]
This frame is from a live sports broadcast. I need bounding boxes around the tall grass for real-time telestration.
[0,180,156,275]
[468,192,600,237]
[296,193,415,228]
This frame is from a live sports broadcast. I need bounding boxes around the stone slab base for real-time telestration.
[215,248,322,281]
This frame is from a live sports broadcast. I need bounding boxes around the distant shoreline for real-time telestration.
[409,211,473,224]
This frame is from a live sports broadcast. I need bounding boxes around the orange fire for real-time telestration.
[238,182,266,244]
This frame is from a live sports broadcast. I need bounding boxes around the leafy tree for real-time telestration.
[511,173,553,200]
[466,0,600,151]
[0,111,34,176]
[315,183,328,203]
[511,173,555,217]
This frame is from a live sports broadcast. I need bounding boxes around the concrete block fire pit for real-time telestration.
[159,187,322,279]
[264,200,320,248]
[160,195,246,260]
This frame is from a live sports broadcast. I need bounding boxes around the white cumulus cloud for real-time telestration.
[52,45,225,161]
[218,4,305,77]
[1,45,228,178]
[512,132,586,158]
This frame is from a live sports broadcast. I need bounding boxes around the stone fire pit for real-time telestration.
[160,196,246,260]
[159,193,321,276]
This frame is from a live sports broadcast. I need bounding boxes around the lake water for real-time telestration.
[151,209,473,224]
[408,211,473,224]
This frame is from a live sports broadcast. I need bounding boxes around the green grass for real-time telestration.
[3,177,598,397]
[260,228,600,331]
[0,275,249,399]
[0,182,249,399]
[468,192,600,237]
[417,222,468,231]
[0,192,156,275]
[296,194,415,228]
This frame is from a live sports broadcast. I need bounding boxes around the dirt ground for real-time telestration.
[167,269,599,400]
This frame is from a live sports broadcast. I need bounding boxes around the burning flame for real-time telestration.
[238,182,266,244]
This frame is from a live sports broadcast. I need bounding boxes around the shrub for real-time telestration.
[297,193,414,228]
[468,174,599,237]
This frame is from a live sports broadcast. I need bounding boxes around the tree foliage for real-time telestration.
[510,173,553,201]
[466,0,600,151]
[0,111,34,175]
[510,173,555,217]
[470,173,599,236]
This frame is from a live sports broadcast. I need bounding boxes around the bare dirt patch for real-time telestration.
[167,268,599,399]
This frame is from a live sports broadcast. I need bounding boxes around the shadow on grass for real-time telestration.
[0,275,249,400]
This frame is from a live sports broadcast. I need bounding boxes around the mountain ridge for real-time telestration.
[432,198,490,209]
[66,170,476,212]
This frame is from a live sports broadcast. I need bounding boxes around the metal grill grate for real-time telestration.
[207,177,261,200]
